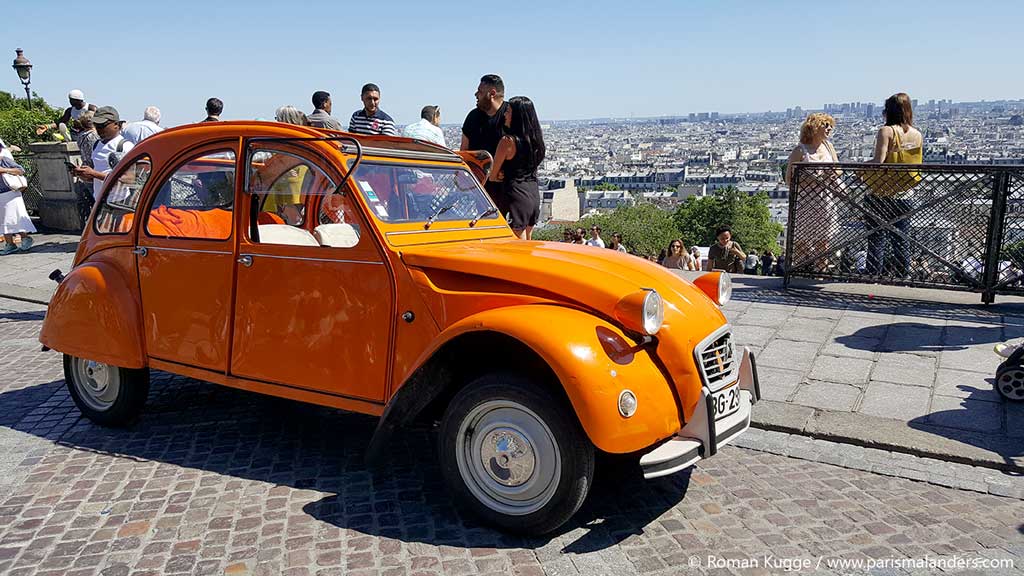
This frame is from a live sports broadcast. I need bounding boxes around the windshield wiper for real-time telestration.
[424,202,457,229]
[469,207,498,227]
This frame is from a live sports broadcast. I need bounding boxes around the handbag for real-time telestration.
[2,173,27,191]
[864,127,922,197]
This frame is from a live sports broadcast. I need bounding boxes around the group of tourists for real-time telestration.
[1,88,920,260]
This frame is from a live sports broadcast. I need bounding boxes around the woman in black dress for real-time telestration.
[489,96,546,239]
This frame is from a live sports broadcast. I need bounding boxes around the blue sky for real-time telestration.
[2,0,1021,127]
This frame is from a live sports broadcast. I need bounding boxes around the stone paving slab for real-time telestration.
[0,304,1022,576]
[0,233,78,304]
[728,276,1024,473]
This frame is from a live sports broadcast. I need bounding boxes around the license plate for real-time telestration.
[712,385,740,419]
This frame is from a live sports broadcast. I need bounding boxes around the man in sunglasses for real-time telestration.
[72,106,134,201]
[585,224,606,248]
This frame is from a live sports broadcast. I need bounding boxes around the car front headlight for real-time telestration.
[614,288,665,336]
[718,272,732,306]
[641,289,664,335]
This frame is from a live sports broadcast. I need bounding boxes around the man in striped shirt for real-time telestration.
[348,84,397,136]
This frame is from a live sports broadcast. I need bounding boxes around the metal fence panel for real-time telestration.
[786,163,1024,302]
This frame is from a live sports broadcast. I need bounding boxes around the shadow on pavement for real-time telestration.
[0,373,688,551]
[730,277,1024,326]
[834,322,1004,353]
[907,383,1022,474]
[0,311,47,323]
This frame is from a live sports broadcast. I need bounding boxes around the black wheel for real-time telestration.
[995,364,1024,401]
[64,354,150,426]
[438,373,594,535]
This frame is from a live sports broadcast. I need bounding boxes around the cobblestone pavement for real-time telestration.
[1,298,1023,575]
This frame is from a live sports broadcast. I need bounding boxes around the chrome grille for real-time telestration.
[696,330,737,391]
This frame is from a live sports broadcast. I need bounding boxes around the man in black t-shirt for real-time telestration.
[461,74,509,213]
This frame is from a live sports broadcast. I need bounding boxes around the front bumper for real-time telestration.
[639,346,761,479]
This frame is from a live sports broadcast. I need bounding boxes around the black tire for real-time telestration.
[995,364,1024,401]
[64,354,150,426]
[438,373,594,535]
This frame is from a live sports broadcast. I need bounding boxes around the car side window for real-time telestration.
[247,148,359,248]
[94,156,151,234]
[145,150,235,240]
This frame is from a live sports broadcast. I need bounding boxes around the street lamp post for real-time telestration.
[12,48,32,110]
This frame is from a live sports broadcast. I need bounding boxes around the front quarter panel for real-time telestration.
[40,256,145,368]
[431,305,683,454]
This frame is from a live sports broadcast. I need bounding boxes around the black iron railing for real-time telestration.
[785,162,1024,303]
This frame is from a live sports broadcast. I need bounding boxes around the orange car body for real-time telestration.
[40,122,759,474]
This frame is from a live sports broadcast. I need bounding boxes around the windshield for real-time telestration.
[351,162,498,224]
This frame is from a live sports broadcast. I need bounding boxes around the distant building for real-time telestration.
[541,179,581,222]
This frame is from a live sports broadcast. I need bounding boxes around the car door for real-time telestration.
[136,143,238,372]
[229,143,393,403]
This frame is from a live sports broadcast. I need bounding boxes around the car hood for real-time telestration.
[399,239,726,333]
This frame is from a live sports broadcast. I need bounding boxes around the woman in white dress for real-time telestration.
[0,139,36,254]
[786,113,840,272]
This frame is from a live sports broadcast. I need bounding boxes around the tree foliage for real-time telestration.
[672,186,782,252]
[0,91,60,150]
[534,203,680,259]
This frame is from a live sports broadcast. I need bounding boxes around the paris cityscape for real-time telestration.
[448,97,1024,225]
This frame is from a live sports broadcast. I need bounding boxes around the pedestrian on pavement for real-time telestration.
[609,233,627,253]
[37,89,97,140]
[744,250,760,275]
[573,227,585,244]
[74,112,100,168]
[661,239,697,270]
[775,253,786,276]
[308,91,342,130]
[403,105,446,146]
[461,74,509,214]
[202,98,223,122]
[0,139,36,254]
[488,96,545,239]
[761,251,775,276]
[585,224,605,248]
[864,92,923,278]
[706,226,746,272]
[122,106,164,144]
[72,106,134,201]
[348,84,397,136]
[786,112,840,272]
[274,105,309,126]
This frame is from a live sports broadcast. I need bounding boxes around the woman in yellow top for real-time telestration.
[263,106,310,224]
[864,93,922,278]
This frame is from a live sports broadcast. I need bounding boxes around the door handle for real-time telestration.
[132,247,148,257]
[237,255,253,267]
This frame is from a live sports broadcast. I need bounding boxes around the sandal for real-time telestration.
[0,243,16,256]
[17,236,33,252]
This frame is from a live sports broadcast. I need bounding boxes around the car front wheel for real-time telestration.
[438,374,594,534]
[64,354,150,426]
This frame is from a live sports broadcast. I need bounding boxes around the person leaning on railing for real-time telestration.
[786,113,840,271]
[864,93,923,279]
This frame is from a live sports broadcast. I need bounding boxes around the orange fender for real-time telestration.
[40,261,145,368]
[426,305,683,454]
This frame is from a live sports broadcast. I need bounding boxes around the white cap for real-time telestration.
[68,89,85,100]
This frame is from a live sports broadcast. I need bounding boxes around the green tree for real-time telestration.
[672,186,782,252]
[534,203,679,259]
[593,182,619,191]
[0,90,60,150]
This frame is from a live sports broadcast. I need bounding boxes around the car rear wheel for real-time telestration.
[64,354,150,426]
[438,373,594,534]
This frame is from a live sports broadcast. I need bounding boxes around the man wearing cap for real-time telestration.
[37,90,97,139]
[72,106,134,201]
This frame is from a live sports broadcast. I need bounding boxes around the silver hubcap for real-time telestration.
[456,400,560,516]
[72,357,120,411]
[998,369,1024,400]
